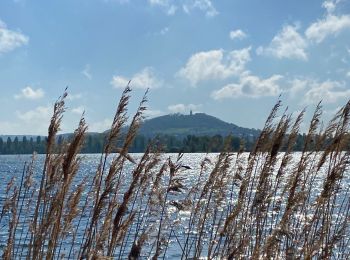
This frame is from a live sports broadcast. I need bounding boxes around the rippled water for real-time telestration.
[0,153,214,258]
[0,153,349,259]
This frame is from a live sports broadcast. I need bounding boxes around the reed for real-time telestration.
[0,88,349,259]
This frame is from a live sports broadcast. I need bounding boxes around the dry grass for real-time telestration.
[1,88,349,259]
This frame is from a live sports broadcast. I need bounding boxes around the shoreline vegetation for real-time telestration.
[0,132,311,155]
[0,133,254,154]
[1,87,350,259]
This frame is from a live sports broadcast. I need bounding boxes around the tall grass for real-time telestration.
[1,87,349,259]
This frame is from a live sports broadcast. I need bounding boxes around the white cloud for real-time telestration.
[144,109,163,117]
[168,103,202,113]
[324,106,343,116]
[0,19,29,54]
[211,73,283,99]
[0,103,55,135]
[153,26,170,36]
[149,0,167,4]
[256,1,350,60]
[89,118,112,133]
[14,86,45,100]
[71,106,85,115]
[229,29,247,40]
[111,76,129,89]
[304,80,350,104]
[66,93,82,101]
[287,77,350,104]
[177,47,251,86]
[148,0,217,17]
[15,106,52,135]
[322,0,341,14]
[16,106,51,122]
[257,25,308,60]
[288,78,309,97]
[160,27,169,35]
[3,102,88,135]
[323,1,336,13]
[347,71,350,77]
[166,5,177,15]
[183,0,218,17]
[305,14,350,43]
[0,121,20,134]
[148,0,178,15]
[81,64,92,80]
[111,67,163,89]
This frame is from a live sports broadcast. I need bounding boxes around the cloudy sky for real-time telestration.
[1,0,350,135]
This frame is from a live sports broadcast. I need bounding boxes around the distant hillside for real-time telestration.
[0,133,100,141]
[0,135,46,141]
[1,113,259,141]
[138,113,260,139]
[0,113,311,154]
[0,113,262,154]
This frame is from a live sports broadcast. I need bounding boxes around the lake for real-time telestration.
[0,152,349,259]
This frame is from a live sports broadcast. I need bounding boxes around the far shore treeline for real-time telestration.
[0,132,308,154]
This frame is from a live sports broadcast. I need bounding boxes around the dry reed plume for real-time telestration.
[0,87,349,259]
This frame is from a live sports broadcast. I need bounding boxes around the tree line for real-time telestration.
[0,133,308,155]
[0,136,46,154]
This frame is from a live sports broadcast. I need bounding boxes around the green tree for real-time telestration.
[13,137,19,153]
[0,137,3,154]
[22,136,28,153]
[6,137,12,154]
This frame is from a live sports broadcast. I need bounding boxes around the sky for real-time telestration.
[0,0,350,135]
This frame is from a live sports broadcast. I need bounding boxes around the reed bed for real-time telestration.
[0,87,349,259]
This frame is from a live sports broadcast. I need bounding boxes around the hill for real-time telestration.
[0,113,262,154]
[0,113,260,140]
[138,113,260,139]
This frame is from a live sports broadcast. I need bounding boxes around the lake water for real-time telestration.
[0,153,349,259]
[0,153,214,259]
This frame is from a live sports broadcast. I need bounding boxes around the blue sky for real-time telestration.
[0,0,350,135]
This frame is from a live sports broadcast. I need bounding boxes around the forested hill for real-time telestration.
[138,113,260,138]
[0,113,264,154]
